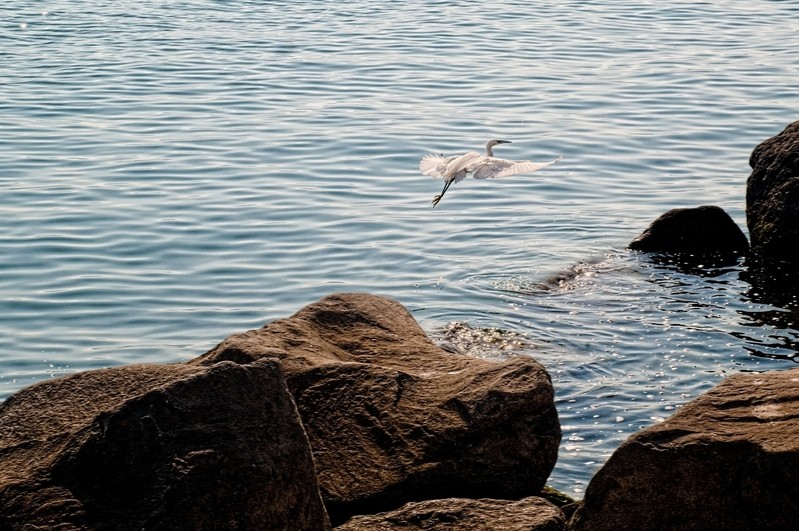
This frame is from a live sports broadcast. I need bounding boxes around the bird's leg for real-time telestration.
[432,179,452,207]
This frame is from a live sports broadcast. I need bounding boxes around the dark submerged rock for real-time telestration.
[568,367,799,531]
[335,496,566,531]
[0,361,330,530]
[191,292,561,526]
[746,120,799,263]
[628,205,748,266]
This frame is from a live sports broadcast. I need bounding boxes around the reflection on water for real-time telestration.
[743,259,799,310]
[737,258,799,362]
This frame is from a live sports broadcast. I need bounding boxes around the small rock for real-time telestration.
[628,205,748,262]
[336,496,565,531]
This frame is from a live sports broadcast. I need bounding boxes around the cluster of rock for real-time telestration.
[629,119,799,273]
[0,292,561,530]
[4,291,799,530]
[2,122,799,529]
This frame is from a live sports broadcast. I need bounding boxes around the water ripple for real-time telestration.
[3,0,799,497]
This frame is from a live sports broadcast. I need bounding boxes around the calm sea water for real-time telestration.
[3,0,799,497]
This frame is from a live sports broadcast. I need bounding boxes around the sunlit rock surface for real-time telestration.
[568,367,799,531]
[192,292,561,525]
[336,496,565,531]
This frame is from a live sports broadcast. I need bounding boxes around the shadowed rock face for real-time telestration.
[192,292,561,526]
[747,120,799,263]
[628,205,748,262]
[0,360,330,531]
[336,496,566,531]
[568,367,799,531]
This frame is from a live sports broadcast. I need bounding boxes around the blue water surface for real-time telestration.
[2,0,799,496]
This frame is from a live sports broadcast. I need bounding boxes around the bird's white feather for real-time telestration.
[444,151,481,183]
[472,155,563,179]
[419,154,452,178]
[420,151,482,184]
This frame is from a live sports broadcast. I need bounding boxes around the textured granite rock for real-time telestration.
[336,496,565,531]
[0,360,330,530]
[746,120,799,263]
[192,293,561,525]
[569,367,799,531]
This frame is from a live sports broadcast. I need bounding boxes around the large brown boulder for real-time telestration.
[568,367,799,531]
[336,496,566,531]
[628,205,748,263]
[191,293,561,525]
[0,360,330,530]
[746,120,799,263]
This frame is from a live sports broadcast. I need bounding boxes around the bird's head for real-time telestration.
[487,139,512,148]
[485,139,511,156]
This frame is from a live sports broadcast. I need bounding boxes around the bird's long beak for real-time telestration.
[497,140,512,144]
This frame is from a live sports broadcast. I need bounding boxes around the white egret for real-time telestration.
[420,139,562,207]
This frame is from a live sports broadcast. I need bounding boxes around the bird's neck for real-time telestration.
[485,146,494,157]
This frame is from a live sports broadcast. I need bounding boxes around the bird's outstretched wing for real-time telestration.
[471,156,563,179]
[420,154,457,178]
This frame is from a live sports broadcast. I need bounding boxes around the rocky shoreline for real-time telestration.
[2,122,799,529]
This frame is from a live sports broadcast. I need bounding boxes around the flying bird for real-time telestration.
[420,139,562,207]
